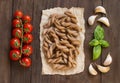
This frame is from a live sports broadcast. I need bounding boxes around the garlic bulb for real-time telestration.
[103,53,112,66]
[98,17,110,27]
[88,15,98,26]
[96,64,110,73]
[95,6,106,14]
[89,64,98,75]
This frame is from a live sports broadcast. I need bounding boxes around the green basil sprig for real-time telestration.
[89,25,109,60]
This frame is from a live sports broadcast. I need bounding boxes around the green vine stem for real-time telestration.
[20,19,24,56]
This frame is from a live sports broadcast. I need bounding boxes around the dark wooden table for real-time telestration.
[0,0,120,83]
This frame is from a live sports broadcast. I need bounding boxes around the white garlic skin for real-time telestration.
[89,64,98,75]
[95,6,106,14]
[97,65,110,73]
[98,17,110,27]
[88,15,98,26]
[103,53,112,66]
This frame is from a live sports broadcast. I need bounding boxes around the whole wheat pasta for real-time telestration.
[40,7,85,75]
[43,9,81,70]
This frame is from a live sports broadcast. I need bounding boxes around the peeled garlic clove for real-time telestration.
[103,53,112,66]
[88,15,98,26]
[95,6,106,14]
[97,64,110,73]
[98,17,110,27]
[89,64,98,75]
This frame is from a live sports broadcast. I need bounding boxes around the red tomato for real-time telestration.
[14,10,23,19]
[23,33,33,44]
[12,28,22,38]
[10,38,21,49]
[23,23,33,33]
[12,19,21,28]
[19,57,31,67]
[22,15,31,23]
[9,50,21,61]
[22,45,33,56]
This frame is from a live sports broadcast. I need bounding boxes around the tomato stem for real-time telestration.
[20,19,24,56]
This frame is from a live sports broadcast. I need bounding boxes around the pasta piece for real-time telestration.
[67,29,79,37]
[64,11,76,18]
[56,51,62,57]
[43,41,49,47]
[53,64,66,70]
[62,53,68,59]
[56,14,66,19]
[60,40,69,45]
[71,18,78,24]
[61,22,71,27]
[54,22,65,31]
[66,16,71,22]
[49,44,56,56]
[46,50,51,58]
[65,43,75,49]
[44,35,52,44]
[72,40,81,46]
[43,20,51,28]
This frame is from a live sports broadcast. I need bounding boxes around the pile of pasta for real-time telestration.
[42,11,81,70]
[40,7,85,75]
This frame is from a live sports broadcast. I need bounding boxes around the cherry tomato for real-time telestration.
[22,15,31,23]
[12,19,21,28]
[23,33,33,44]
[23,23,33,33]
[12,28,22,38]
[20,57,31,67]
[9,50,21,61]
[14,10,23,19]
[22,45,33,56]
[10,38,20,49]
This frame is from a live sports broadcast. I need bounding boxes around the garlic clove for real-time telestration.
[97,17,110,27]
[95,6,106,14]
[89,64,98,75]
[88,15,98,26]
[96,64,110,73]
[103,52,112,66]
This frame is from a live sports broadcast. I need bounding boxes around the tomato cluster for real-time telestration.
[10,10,33,67]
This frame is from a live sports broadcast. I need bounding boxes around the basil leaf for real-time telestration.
[89,39,100,46]
[93,45,102,60]
[94,25,104,40]
[99,40,109,47]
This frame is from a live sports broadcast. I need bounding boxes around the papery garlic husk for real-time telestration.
[89,64,98,75]
[98,17,110,27]
[95,6,106,14]
[88,15,98,26]
[97,64,110,73]
[103,53,112,66]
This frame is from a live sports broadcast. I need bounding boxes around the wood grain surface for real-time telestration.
[0,0,119,83]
